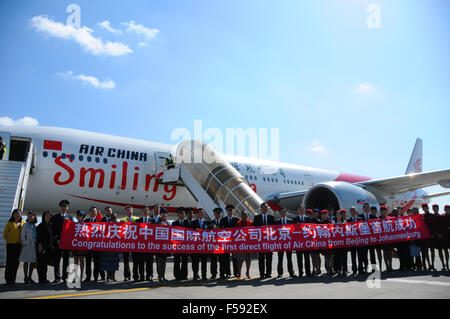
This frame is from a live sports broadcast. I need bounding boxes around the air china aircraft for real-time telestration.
[1,126,449,219]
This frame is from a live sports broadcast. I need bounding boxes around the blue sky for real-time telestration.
[0,0,449,209]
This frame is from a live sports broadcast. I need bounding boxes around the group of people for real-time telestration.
[3,199,450,286]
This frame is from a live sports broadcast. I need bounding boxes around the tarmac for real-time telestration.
[0,254,449,299]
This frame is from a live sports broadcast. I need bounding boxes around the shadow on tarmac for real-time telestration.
[1,268,449,294]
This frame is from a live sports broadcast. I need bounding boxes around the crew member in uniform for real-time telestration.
[379,206,394,272]
[121,206,139,281]
[276,207,295,278]
[370,206,384,272]
[421,203,435,270]
[358,203,376,273]
[172,207,189,280]
[101,207,113,222]
[138,206,154,281]
[253,202,275,278]
[310,209,322,275]
[443,205,450,271]
[184,207,196,279]
[219,204,239,279]
[151,205,162,224]
[51,199,73,283]
[83,207,105,282]
[209,207,224,279]
[333,209,348,276]
[191,208,209,280]
[292,205,311,277]
[347,207,361,275]
[433,204,448,271]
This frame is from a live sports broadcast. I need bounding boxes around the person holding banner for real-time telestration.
[293,206,311,277]
[151,204,161,224]
[370,206,384,272]
[191,208,209,280]
[220,204,240,279]
[209,207,224,279]
[155,210,170,282]
[319,210,334,276]
[233,210,257,279]
[347,207,361,275]
[310,209,322,276]
[121,206,139,281]
[84,207,105,282]
[172,207,189,280]
[185,207,196,278]
[276,207,295,278]
[73,211,86,282]
[333,209,347,276]
[101,207,113,222]
[51,200,73,283]
[358,203,376,273]
[99,213,120,282]
[138,206,154,282]
[379,206,394,272]
[254,202,275,279]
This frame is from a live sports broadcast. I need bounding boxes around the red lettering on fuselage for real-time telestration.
[52,158,176,200]
[80,168,105,188]
[54,156,75,185]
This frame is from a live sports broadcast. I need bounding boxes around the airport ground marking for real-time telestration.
[26,277,240,299]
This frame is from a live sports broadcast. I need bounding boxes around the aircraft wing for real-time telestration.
[423,190,450,200]
[356,169,450,195]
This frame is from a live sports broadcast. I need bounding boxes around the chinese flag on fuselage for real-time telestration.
[43,140,62,151]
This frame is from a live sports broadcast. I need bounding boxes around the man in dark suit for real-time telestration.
[191,208,209,280]
[292,205,311,277]
[358,203,376,273]
[83,207,105,282]
[51,199,73,283]
[172,207,189,280]
[101,206,113,222]
[138,206,154,281]
[209,207,224,279]
[253,202,275,278]
[184,207,195,278]
[219,204,240,279]
[348,207,361,275]
[151,205,162,224]
[276,207,295,278]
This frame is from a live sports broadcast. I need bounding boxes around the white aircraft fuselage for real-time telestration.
[0,126,427,217]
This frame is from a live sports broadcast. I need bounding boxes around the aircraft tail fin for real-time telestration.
[405,138,423,174]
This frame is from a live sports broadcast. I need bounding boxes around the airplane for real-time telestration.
[0,126,449,223]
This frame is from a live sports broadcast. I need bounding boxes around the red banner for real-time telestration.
[60,215,430,254]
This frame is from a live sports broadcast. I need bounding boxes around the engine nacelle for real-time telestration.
[303,181,379,214]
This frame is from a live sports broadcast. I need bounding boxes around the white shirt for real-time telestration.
[262,214,267,225]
